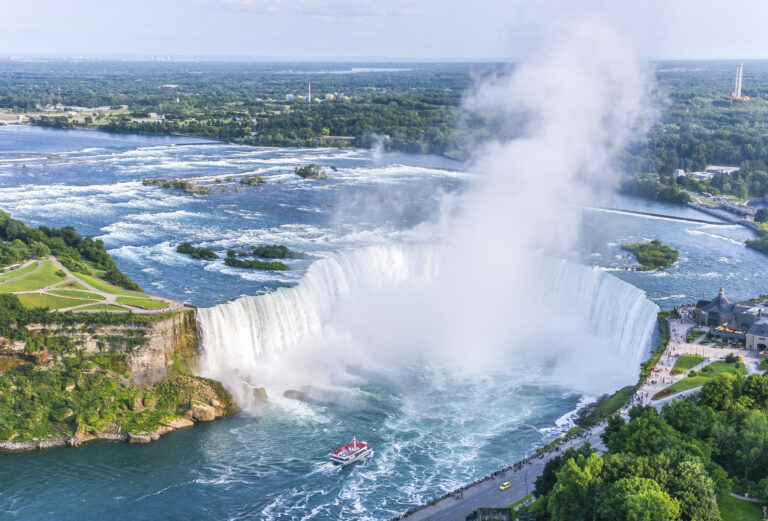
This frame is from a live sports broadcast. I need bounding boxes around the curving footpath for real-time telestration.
[10,256,184,314]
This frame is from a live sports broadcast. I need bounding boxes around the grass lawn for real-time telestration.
[54,280,88,290]
[48,289,105,301]
[0,261,64,293]
[717,494,765,521]
[115,296,168,309]
[654,361,747,399]
[76,304,130,312]
[590,386,634,423]
[686,329,706,342]
[16,292,90,310]
[0,261,39,282]
[673,354,706,372]
[78,273,145,297]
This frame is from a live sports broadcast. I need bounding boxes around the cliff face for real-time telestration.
[0,309,240,450]
[1,310,199,386]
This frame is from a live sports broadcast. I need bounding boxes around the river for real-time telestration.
[0,126,764,521]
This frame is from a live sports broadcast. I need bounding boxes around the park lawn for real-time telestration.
[54,280,88,290]
[78,273,145,297]
[16,292,89,310]
[83,260,107,278]
[0,261,39,282]
[717,494,765,521]
[686,329,706,342]
[76,304,130,312]
[673,354,706,372]
[590,386,634,423]
[0,261,64,293]
[47,289,105,301]
[660,361,747,396]
[115,296,168,309]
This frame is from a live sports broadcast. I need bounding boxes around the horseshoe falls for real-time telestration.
[198,244,660,407]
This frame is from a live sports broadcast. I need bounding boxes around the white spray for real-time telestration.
[198,19,659,405]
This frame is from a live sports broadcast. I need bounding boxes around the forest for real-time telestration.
[3,60,768,175]
[523,371,768,521]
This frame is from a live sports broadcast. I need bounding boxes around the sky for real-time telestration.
[2,0,768,60]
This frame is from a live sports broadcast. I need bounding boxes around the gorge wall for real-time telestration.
[0,310,199,385]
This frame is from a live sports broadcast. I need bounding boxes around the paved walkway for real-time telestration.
[0,259,40,284]
[11,256,183,314]
[399,428,607,521]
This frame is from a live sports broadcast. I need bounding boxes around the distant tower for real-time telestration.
[734,62,744,98]
[729,62,749,100]
[308,82,311,103]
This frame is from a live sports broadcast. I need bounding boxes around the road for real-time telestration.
[399,429,606,521]
[396,315,766,521]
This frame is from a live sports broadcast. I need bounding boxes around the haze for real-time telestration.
[2,0,768,60]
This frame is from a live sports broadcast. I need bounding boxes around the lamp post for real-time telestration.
[525,468,528,496]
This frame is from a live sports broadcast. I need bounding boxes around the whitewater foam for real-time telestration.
[198,244,659,406]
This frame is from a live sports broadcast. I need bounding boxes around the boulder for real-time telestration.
[191,403,216,422]
[165,418,194,430]
[283,389,305,400]
[253,387,268,402]
[127,433,152,444]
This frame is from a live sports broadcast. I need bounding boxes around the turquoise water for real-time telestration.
[0,126,764,520]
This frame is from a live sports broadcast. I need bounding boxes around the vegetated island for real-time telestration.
[295,164,327,179]
[176,242,218,260]
[224,247,289,271]
[621,239,679,270]
[0,212,236,450]
[177,242,310,271]
[746,223,768,256]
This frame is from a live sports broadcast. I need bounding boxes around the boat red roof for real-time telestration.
[332,440,370,454]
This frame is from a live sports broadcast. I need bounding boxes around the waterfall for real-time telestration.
[198,244,659,403]
[197,244,441,400]
[536,260,660,370]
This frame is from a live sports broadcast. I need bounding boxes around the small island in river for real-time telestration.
[621,239,679,271]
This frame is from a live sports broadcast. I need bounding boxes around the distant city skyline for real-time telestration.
[2,0,768,60]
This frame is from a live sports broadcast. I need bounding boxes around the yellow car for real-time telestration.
[499,482,511,491]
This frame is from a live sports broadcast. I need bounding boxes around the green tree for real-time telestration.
[736,411,768,481]
[666,460,720,521]
[596,476,680,521]
[534,443,596,498]
[29,241,51,259]
[547,453,603,521]
[699,373,736,410]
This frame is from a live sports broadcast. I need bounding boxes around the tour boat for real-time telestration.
[329,436,372,466]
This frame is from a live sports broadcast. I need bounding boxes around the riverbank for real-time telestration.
[392,310,674,520]
[0,371,236,452]
[394,306,767,520]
